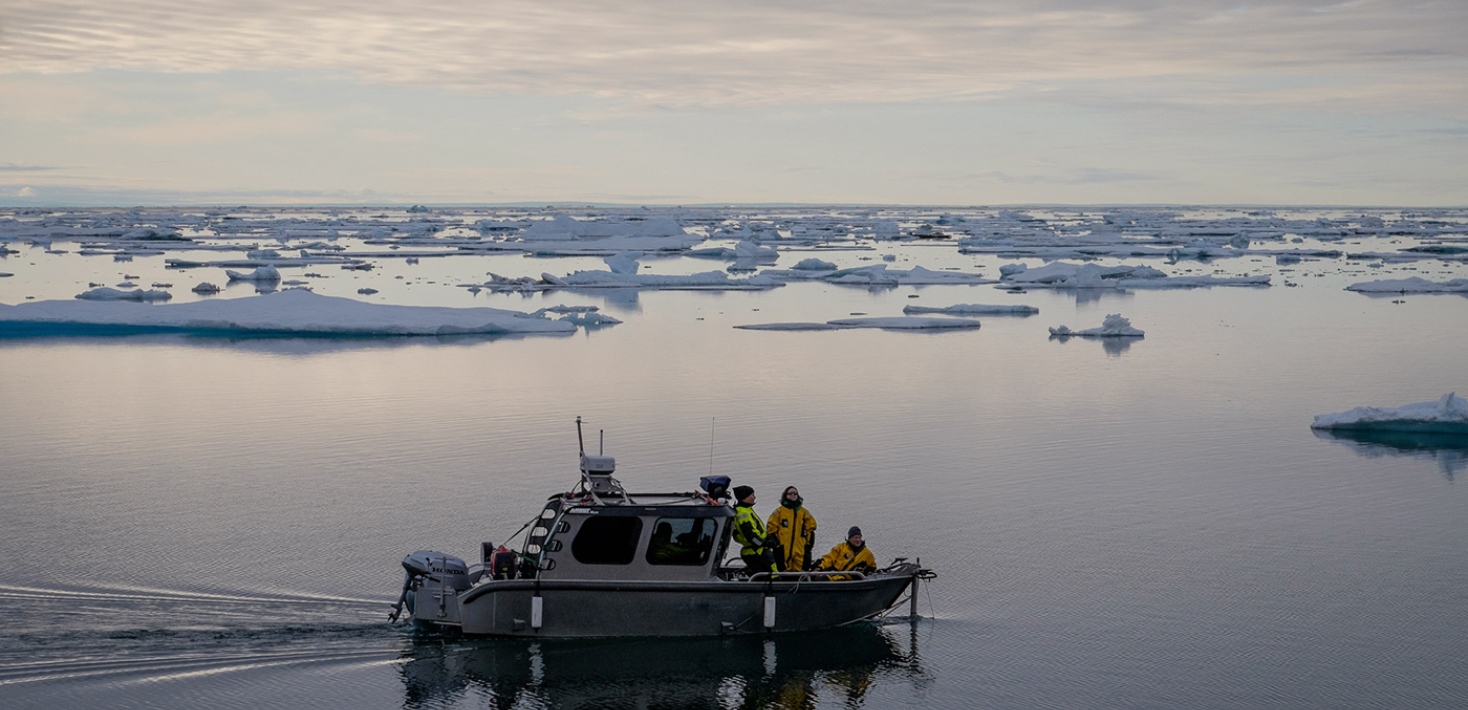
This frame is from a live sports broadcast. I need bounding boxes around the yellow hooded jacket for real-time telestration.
[767,502,817,571]
[816,541,876,578]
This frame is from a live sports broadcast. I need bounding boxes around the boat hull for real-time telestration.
[419,572,916,638]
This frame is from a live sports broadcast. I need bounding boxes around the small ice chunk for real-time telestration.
[559,311,622,327]
[192,282,221,294]
[358,288,379,295]
[792,258,837,271]
[226,265,282,283]
[604,252,641,275]
[1049,313,1144,337]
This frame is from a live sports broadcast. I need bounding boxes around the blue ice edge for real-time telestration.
[0,290,580,340]
[1311,393,1468,438]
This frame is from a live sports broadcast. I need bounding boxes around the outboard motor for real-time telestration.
[390,550,470,623]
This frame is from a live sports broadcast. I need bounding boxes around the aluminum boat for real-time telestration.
[391,419,933,637]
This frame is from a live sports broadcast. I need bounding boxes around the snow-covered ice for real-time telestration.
[1049,313,1144,337]
[226,265,282,283]
[1,289,577,337]
[1312,393,1468,434]
[76,287,172,302]
[903,303,1039,316]
[736,316,981,331]
[1345,277,1468,294]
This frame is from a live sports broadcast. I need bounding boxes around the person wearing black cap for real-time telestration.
[813,526,876,580]
[731,485,777,575]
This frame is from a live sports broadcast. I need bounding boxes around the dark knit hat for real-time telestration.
[733,485,755,502]
[847,526,862,539]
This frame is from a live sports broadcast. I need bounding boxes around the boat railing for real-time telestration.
[746,570,867,582]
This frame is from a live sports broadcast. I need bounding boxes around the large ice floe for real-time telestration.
[0,289,578,337]
[1311,393,1468,435]
[1344,277,1468,294]
[471,253,782,293]
[761,264,995,286]
[1049,313,1144,337]
[999,262,1268,290]
[75,287,172,302]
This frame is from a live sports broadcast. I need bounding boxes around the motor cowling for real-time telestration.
[401,549,471,591]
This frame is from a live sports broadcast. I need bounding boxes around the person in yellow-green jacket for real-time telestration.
[814,527,876,580]
[767,485,817,572]
[731,485,777,575]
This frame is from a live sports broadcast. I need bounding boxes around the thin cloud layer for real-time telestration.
[4,0,1464,108]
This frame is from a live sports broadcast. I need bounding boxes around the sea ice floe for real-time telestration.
[998,262,1268,290]
[75,287,172,302]
[192,282,221,294]
[1,289,576,337]
[903,303,1039,315]
[473,268,782,292]
[226,265,282,283]
[1114,275,1270,289]
[792,258,837,271]
[1345,277,1468,293]
[762,264,993,286]
[736,316,981,331]
[1311,393,1468,434]
[1049,313,1144,337]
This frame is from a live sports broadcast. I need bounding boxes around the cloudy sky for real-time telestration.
[2,0,1465,206]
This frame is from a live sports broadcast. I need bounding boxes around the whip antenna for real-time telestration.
[708,418,716,475]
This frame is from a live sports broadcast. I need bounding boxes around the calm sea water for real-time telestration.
[2,208,1467,708]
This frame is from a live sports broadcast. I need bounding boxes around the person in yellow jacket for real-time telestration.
[767,486,817,572]
[731,485,777,575]
[814,527,876,580]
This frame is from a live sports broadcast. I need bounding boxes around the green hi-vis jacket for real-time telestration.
[732,503,767,554]
[767,503,817,571]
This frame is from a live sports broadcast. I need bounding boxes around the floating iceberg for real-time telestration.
[903,303,1039,316]
[0,289,576,337]
[1311,393,1468,435]
[1049,313,1144,337]
[1345,277,1468,294]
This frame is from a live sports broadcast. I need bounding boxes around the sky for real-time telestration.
[1,0,1465,206]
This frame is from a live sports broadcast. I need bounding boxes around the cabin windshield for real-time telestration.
[646,517,717,566]
[571,516,643,565]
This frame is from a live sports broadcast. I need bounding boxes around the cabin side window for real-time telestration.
[646,517,716,566]
[571,516,643,565]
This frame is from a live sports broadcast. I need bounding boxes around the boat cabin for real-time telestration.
[516,453,737,582]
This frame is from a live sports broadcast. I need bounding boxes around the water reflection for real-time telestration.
[1047,333,1136,356]
[1314,428,1468,479]
[0,329,569,354]
[398,622,929,709]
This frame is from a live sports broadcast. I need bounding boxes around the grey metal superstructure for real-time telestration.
[391,420,932,638]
